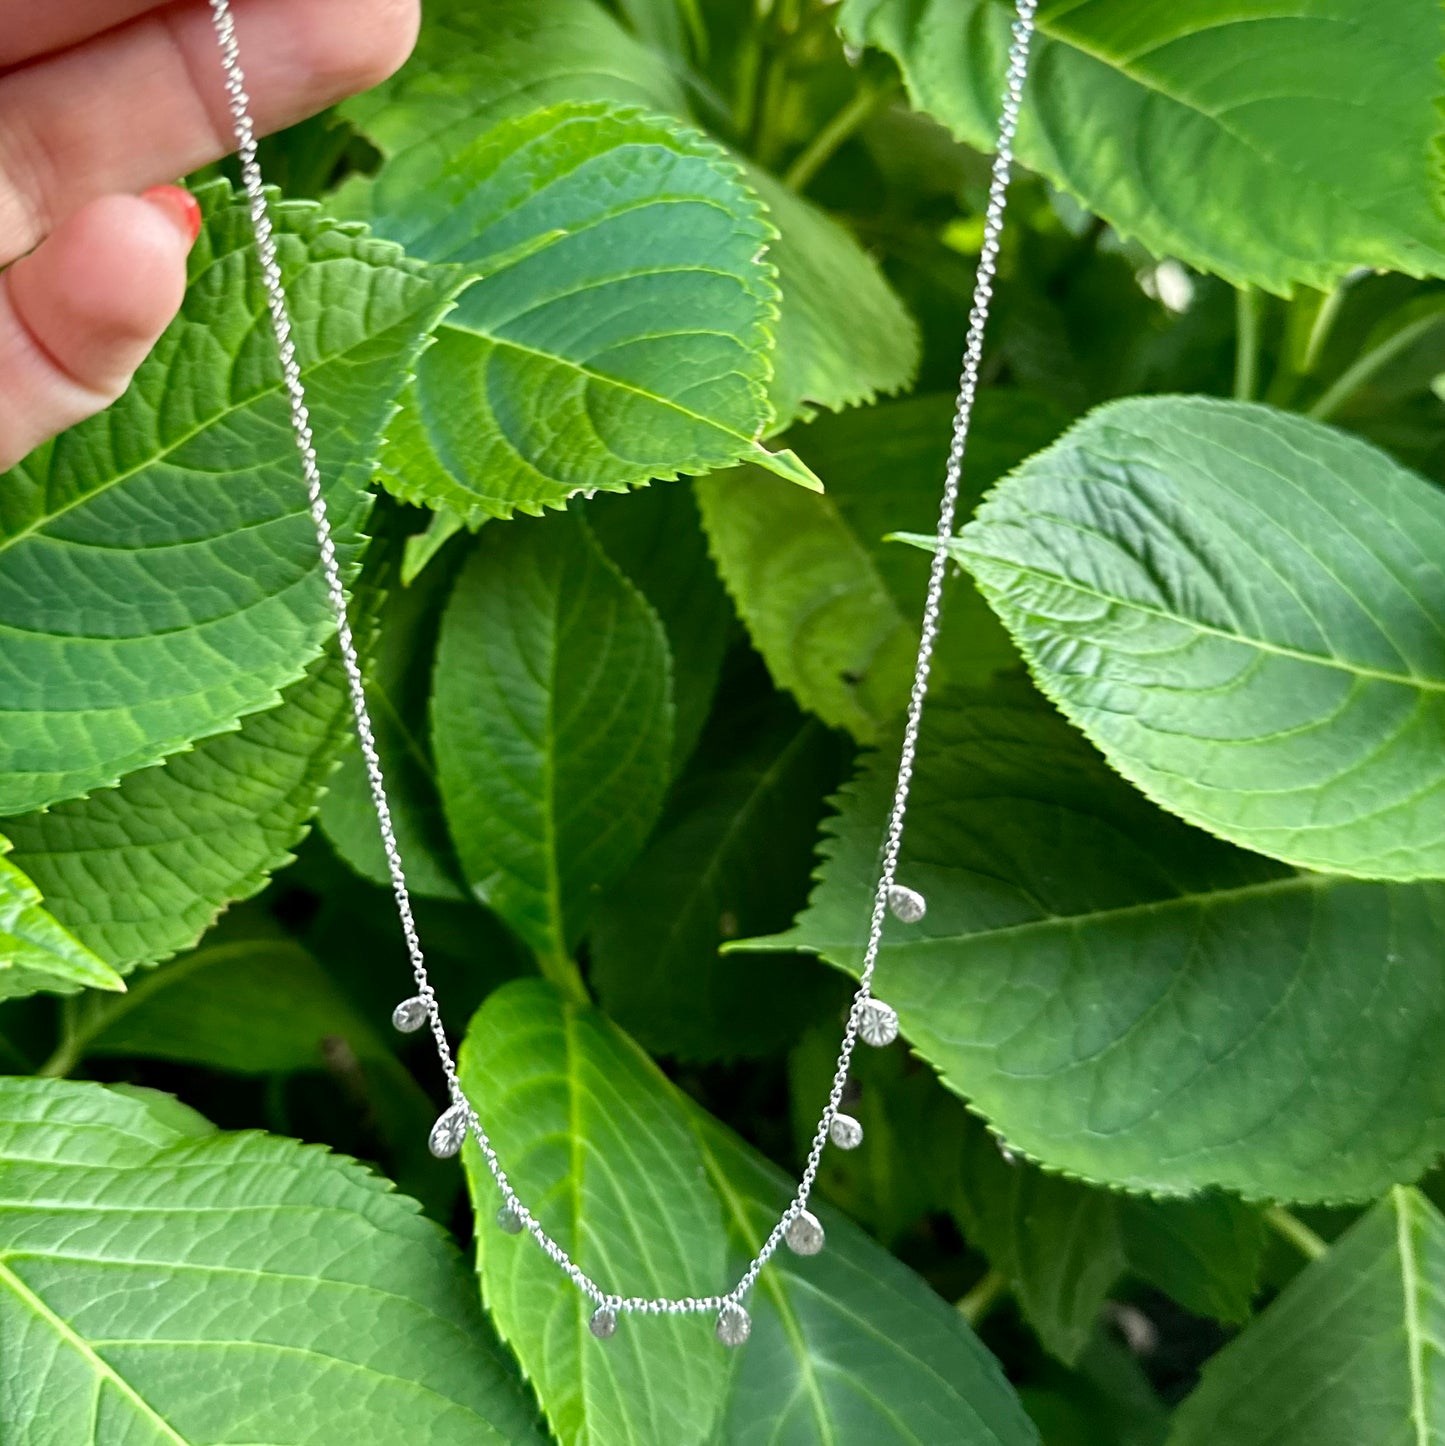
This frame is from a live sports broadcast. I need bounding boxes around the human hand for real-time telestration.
[0,0,419,470]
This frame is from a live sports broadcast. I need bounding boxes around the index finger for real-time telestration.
[0,0,162,69]
[0,0,419,264]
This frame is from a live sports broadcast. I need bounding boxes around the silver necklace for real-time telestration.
[208,0,1038,1349]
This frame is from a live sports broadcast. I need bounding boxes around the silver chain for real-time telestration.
[208,0,1037,1329]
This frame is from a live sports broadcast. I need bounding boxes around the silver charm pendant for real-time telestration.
[589,1306,618,1340]
[858,998,899,1048]
[497,1202,525,1234]
[391,995,429,1033]
[887,884,927,923]
[784,1209,825,1256]
[829,1113,864,1150]
[716,1303,751,1347]
[427,1102,468,1159]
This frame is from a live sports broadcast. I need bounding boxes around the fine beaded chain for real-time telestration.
[207,0,1037,1349]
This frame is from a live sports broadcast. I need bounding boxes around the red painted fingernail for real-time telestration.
[140,185,202,247]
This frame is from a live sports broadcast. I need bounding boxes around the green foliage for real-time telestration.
[0,841,121,1001]
[0,183,461,816]
[698,393,1061,740]
[432,511,673,963]
[948,397,1445,879]
[338,0,919,428]
[6,644,358,972]
[840,0,1445,292]
[459,980,1037,1444]
[0,1078,544,1444]
[1169,1188,1445,1445]
[4,0,1445,1440]
[342,103,819,518]
[754,686,1445,1201]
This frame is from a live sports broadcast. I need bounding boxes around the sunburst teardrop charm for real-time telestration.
[784,1209,825,1256]
[716,1303,751,1347]
[887,884,927,923]
[427,1102,468,1159]
[391,995,428,1033]
[589,1306,618,1339]
[829,1113,863,1150]
[858,998,899,1048]
[497,1202,525,1234]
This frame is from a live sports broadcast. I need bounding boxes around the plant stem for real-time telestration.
[538,948,591,1007]
[1308,311,1445,422]
[1264,1205,1328,1261]
[783,82,896,191]
[1233,286,1262,401]
[36,999,82,1079]
[1301,283,1350,376]
[958,1267,1010,1326]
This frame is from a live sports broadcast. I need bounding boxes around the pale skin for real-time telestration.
[0,0,420,470]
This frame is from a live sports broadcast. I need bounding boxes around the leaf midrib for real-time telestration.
[0,1254,191,1445]
[445,316,768,456]
[694,1144,835,1446]
[772,871,1315,961]
[961,543,1445,695]
[1396,1191,1431,1446]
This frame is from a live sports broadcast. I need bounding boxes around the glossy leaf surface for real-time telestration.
[752,686,1445,1201]
[841,0,1445,292]
[951,397,1445,879]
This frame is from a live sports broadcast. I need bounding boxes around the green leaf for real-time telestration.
[0,840,121,1002]
[839,0,1445,293]
[587,484,735,773]
[5,643,356,972]
[319,555,465,903]
[949,396,1445,879]
[749,684,1445,1201]
[401,506,472,586]
[0,181,462,817]
[695,1111,1040,1445]
[338,102,814,521]
[432,513,673,959]
[591,705,845,1059]
[337,0,691,150]
[53,936,383,1076]
[1168,1187,1445,1445]
[1022,1332,1168,1446]
[746,165,920,425]
[39,929,457,1212]
[458,978,1040,1445]
[698,393,1060,740]
[458,979,730,1445]
[955,1121,1262,1363]
[0,1077,545,1444]
[340,0,917,429]
[789,1026,967,1247]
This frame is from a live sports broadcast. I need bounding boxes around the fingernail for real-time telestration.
[140,185,202,247]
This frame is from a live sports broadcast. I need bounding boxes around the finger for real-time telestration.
[0,0,419,264]
[0,0,160,68]
[0,188,198,470]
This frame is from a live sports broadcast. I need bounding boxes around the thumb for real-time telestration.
[0,187,200,471]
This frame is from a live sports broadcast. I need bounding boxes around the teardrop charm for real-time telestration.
[887,884,927,923]
[829,1112,863,1150]
[427,1102,468,1159]
[391,995,429,1033]
[589,1306,618,1339]
[858,998,899,1048]
[716,1302,751,1347]
[496,1202,525,1234]
[784,1209,825,1256]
